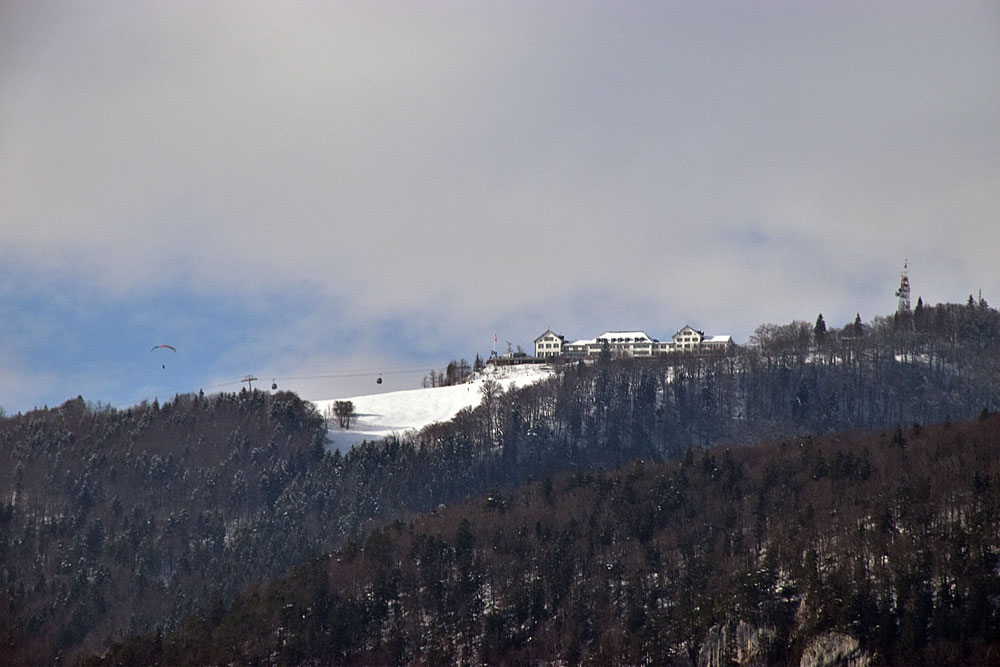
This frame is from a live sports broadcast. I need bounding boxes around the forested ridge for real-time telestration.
[92,413,1000,665]
[0,300,997,663]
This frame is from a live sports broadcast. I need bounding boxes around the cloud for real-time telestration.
[1,2,998,412]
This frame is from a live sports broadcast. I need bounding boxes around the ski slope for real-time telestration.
[313,364,554,453]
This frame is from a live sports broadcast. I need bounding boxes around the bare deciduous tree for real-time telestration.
[332,400,356,429]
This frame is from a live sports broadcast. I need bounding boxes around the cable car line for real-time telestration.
[109,364,442,409]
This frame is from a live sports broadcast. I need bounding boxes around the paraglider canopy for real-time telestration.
[151,344,176,369]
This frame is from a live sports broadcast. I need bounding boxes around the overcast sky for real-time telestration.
[2,2,998,413]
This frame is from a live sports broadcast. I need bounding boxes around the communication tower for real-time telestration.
[895,260,911,313]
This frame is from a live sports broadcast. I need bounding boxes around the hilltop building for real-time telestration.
[535,325,733,360]
[668,325,733,353]
[563,331,658,358]
[534,330,565,359]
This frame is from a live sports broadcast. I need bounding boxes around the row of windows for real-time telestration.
[562,342,710,351]
[567,343,672,352]
[549,336,711,350]
[596,337,653,344]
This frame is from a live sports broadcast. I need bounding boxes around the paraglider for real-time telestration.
[151,344,176,369]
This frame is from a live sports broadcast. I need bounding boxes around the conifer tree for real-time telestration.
[914,297,926,332]
[814,314,827,344]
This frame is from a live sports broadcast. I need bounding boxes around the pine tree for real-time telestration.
[814,314,827,345]
[598,339,612,365]
[914,297,926,332]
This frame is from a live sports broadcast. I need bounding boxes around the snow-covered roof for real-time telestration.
[561,329,727,347]
[596,331,653,341]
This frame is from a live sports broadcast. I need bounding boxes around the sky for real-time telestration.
[2,2,998,414]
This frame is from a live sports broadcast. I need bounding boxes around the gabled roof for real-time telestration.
[534,329,564,343]
[674,325,705,337]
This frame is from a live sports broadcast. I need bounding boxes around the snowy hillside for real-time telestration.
[313,364,554,453]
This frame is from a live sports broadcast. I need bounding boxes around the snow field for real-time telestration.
[313,364,554,453]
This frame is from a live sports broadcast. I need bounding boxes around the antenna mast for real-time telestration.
[895,260,911,313]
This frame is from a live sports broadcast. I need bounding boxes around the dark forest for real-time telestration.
[1,299,997,664]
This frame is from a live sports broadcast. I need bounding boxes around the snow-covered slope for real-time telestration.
[314,364,554,453]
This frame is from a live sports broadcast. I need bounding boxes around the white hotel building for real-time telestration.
[534,326,733,360]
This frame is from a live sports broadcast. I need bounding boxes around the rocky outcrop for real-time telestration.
[696,622,870,667]
[697,620,777,667]
[799,632,871,667]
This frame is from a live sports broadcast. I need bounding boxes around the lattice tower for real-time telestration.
[895,260,911,313]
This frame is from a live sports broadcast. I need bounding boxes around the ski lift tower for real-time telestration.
[895,260,911,313]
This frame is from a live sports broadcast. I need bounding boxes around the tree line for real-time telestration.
[422,357,480,388]
[0,300,996,663]
[92,413,1000,665]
